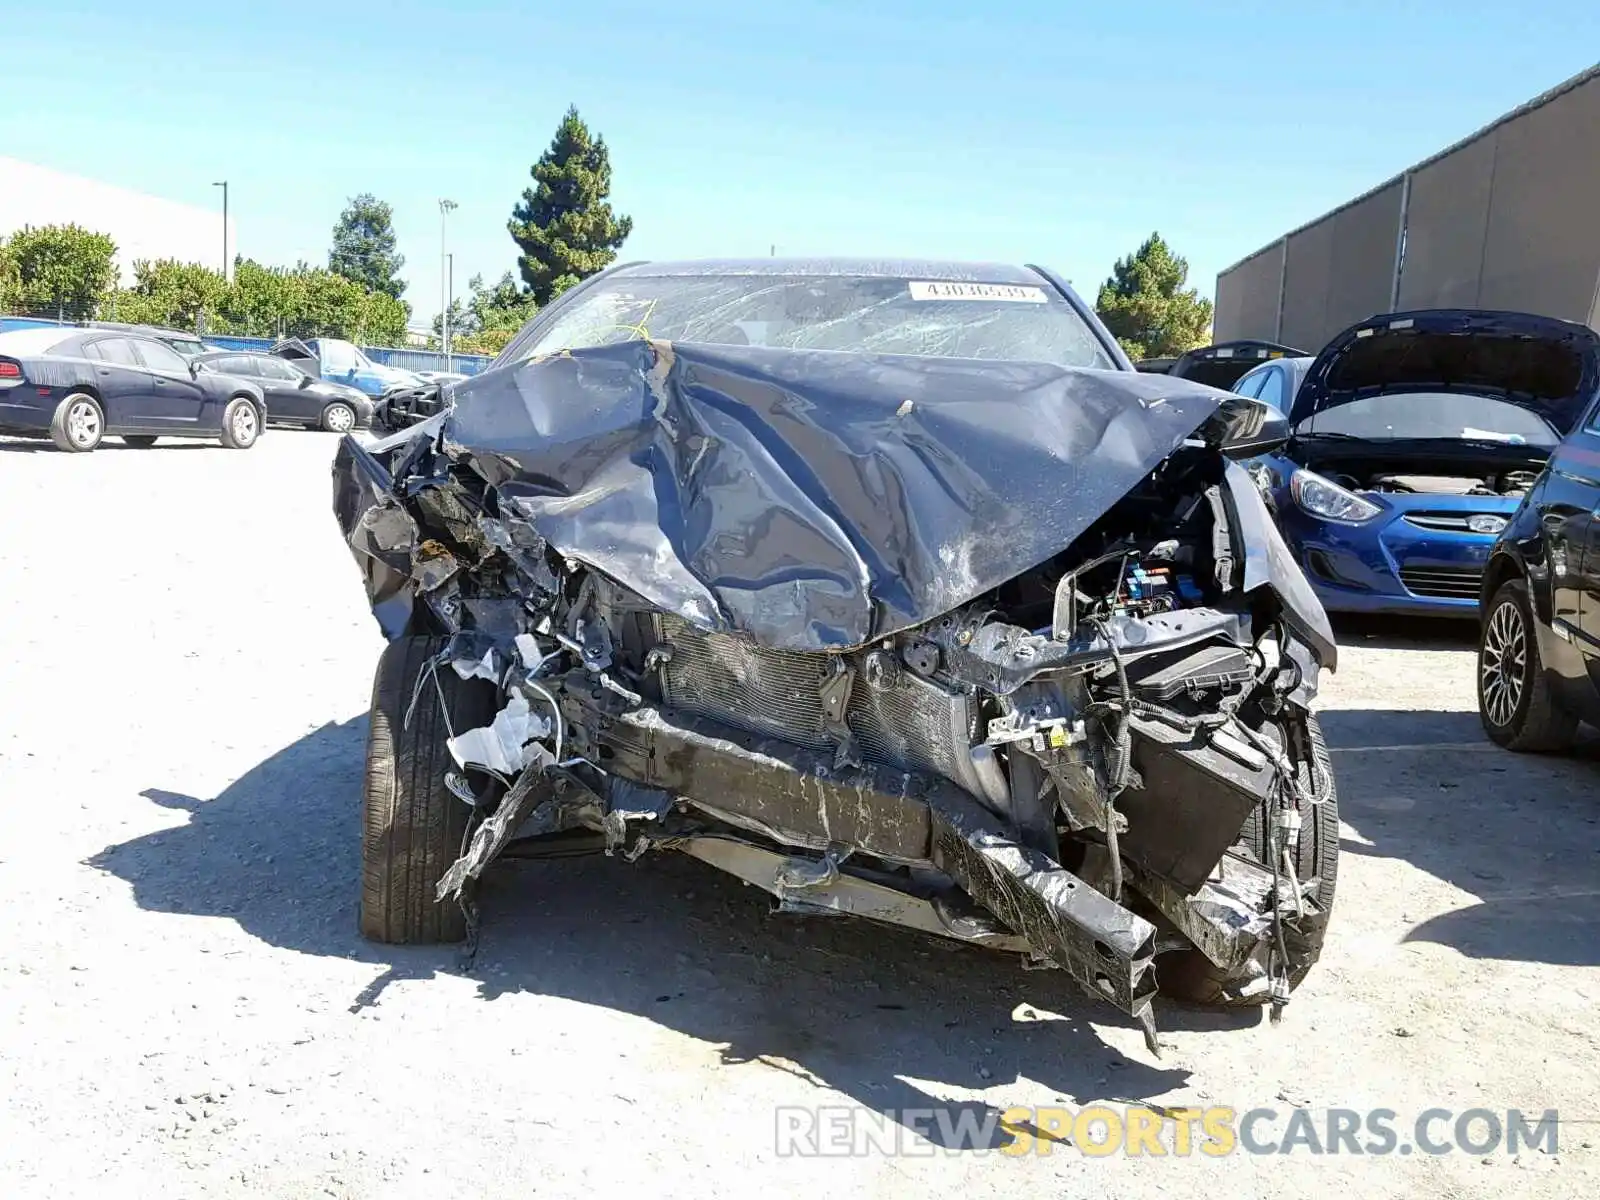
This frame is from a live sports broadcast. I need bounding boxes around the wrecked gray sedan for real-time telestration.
[332,259,1340,1051]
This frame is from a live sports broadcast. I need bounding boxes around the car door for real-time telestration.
[318,339,370,392]
[131,337,208,427]
[1557,407,1600,674]
[257,356,316,421]
[81,337,155,429]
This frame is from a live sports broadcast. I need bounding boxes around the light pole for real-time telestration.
[445,253,454,372]
[212,181,229,280]
[439,198,457,365]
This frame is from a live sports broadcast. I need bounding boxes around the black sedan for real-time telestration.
[0,327,265,452]
[1476,317,1600,749]
[192,351,372,433]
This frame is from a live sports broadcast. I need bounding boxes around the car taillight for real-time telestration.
[0,361,21,379]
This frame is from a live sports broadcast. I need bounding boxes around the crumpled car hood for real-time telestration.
[346,339,1246,652]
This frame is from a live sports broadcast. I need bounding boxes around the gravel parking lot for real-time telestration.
[1,431,1596,1199]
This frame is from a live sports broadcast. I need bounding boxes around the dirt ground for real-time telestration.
[0,431,1595,1199]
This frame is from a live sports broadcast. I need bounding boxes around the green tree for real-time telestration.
[116,258,231,329]
[223,258,304,338]
[1094,233,1214,361]
[5,224,118,320]
[509,105,632,306]
[104,256,410,345]
[0,238,20,312]
[431,297,470,340]
[431,272,538,355]
[329,194,407,301]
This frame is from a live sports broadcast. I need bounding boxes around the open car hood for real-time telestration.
[1290,309,1600,434]
[1167,340,1307,392]
[346,340,1266,652]
[269,337,320,373]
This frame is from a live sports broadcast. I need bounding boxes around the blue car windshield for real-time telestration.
[497,273,1117,371]
[1301,391,1560,449]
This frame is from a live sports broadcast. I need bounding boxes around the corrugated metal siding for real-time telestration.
[1279,221,1335,352]
[1322,181,1405,339]
[1213,244,1282,342]
[1476,77,1600,317]
[1395,134,1497,309]
[1216,62,1600,340]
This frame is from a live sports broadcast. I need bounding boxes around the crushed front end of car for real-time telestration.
[333,338,1340,1052]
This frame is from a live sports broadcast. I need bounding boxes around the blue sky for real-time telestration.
[7,1,1598,325]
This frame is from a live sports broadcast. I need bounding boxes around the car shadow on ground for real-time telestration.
[1330,612,1480,650]
[93,716,1207,1147]
[1319,705,1600,968]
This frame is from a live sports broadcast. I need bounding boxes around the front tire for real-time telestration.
[1479,578,1577,751]
[321,401,357,433]
[50,394,104,452]
[360,636,501,944]
[220,398,260,449]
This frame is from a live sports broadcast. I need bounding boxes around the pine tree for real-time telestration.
[508,106,632,306]
[1094,233,1214,361]
[329,194,407,301]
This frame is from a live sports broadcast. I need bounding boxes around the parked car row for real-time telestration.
[192,351,372,432]
[0,326,265,451]
[0,324,386,450]
[1173,311,1600,756]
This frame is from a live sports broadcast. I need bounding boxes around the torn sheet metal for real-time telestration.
[331,436,421,639]
[338,339,1241,651]
[927,787,1158,1031]
[679,834,1032,952]
[435,757,553,902]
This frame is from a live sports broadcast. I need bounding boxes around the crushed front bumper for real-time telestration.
[563,690,1161,1044]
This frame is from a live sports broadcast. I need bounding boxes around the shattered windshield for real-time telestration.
[497,274,1118,370]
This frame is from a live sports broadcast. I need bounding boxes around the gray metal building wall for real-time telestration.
[1214,63,1600,351]
[1396,135,1496,309]
[1213,243,1283,345]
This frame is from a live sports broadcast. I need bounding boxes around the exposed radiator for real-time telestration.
[654,614,981,788]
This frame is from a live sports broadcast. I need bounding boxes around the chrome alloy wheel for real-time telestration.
[1480,598,1527,728]
[67,399,100,448]
[231,403,259,445]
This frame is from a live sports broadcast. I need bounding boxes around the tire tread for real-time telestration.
[360,636,497,944]
[1480,579,1577,753]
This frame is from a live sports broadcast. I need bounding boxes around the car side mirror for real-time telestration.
[189,361,200,377]
[298,375,312,388]
[1206,394,1291,459]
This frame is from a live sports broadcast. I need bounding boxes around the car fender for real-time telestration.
[201,377,267,428]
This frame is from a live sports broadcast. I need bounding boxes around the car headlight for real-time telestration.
[1289,468,1382,524]
[1467,513,1509,535]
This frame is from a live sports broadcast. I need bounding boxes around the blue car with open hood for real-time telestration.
[1239,309,1600,616]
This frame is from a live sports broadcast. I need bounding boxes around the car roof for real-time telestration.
[89,320,203,339]
[608,257,1050,285]
[0,327,81,356]
[1243,355,1315,372]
